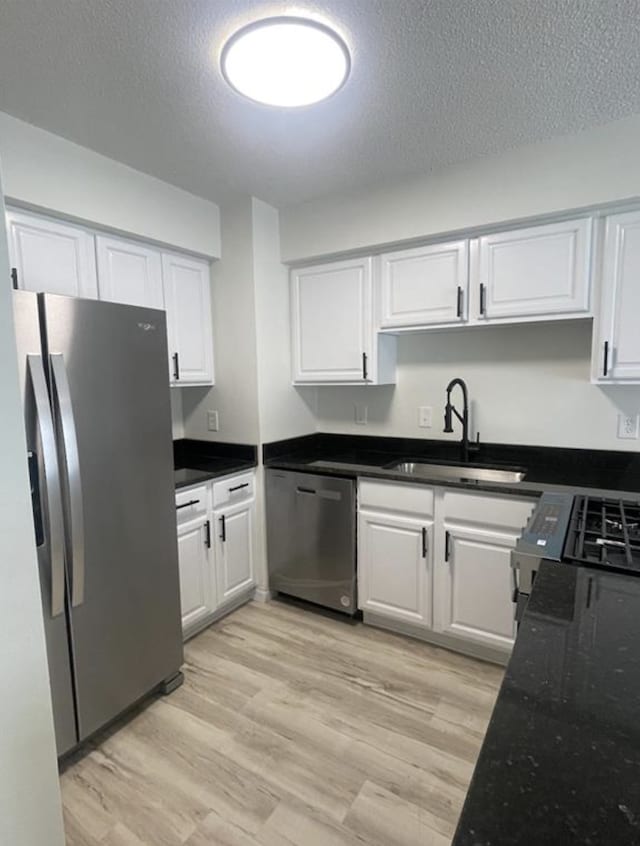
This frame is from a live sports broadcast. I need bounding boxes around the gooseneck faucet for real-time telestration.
[444,378,472,462]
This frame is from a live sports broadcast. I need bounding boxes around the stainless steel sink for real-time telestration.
[388,461,526,484]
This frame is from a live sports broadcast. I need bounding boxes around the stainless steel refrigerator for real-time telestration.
[13,291,183,757]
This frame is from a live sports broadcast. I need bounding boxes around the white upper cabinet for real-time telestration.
[162,252,215,386]
[473,217,593,322]
[592,210,640,383]
[7,209,98,299]
[378,240,468,329]
[96,235,164,309]
[291,257,395,384]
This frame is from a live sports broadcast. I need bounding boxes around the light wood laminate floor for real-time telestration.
[61,600,503,846]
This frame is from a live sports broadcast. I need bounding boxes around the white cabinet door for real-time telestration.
[177,514,215,637]
[436,525,519,652]
[214,498,256,607]
[6,209,98,298]
[358,510,432,626]
[475,218,592,321]
[291,257,394,384]
[162,252,214,385]
[435,491,534,654]
[96,235,164,308]
[379,240,468,328]
[593,210,640,383]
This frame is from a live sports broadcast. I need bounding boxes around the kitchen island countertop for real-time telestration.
[452,560,640,845]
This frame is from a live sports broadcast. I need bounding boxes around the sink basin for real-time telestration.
[387,461,526,484]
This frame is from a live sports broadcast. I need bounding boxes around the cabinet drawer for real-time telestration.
[212,472,255,508]
[443,490,535,532]
[359,478,434,517]
[175,485,208,522]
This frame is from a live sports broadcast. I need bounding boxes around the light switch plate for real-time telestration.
[207,410,219,432]
[355,404,368,425]
[617,413,639,439]
[418,406,433,428]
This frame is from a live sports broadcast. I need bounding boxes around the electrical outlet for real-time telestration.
[207,410,219,432]
[355,404,368,425]
[618,413,639,439]
[418,406,433,428]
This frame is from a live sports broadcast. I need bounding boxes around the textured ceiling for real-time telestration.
[0,0,639,208]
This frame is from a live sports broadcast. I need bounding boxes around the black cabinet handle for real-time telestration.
[456,286,463,318]
[10,267,18,290]
[296,486,316,495]
[362,352,368,381]
[172,352,180,381]
[479,284,486,316]
[445,530,451,562]
[204,519,211,548]
[603,341,609,377]
[176,499,200,510]
[229,482,250,493]
[421,527,428,559]
[219,514,226,542]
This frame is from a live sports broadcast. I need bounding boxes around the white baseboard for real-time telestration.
[183,588,256,642]
[253,587,273,603]
[362,612,510,667]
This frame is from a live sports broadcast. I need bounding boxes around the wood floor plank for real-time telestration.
[60,600,503,846]
[343,780,453,846]
[184,812,262,846]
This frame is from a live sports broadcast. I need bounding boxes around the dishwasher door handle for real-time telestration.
[297,486,342,501]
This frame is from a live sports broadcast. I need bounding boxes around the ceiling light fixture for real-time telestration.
[221,16,350,108]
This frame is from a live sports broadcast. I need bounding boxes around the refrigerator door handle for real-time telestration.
[27,354,66,618]
[50,353,85,608]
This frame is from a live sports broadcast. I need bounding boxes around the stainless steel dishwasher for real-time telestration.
[265,469,357,614]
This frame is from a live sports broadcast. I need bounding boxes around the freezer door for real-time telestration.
[41,294,183,741]
[12,291,78,755]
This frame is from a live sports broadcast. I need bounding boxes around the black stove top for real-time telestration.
[564,495,640,574]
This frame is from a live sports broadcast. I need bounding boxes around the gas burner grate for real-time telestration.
[567,496,640,571]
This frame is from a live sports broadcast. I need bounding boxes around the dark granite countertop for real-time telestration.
[173,439,257,489]
[452,560,640,845]
[263,433,640,499]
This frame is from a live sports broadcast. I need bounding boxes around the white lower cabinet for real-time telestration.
[435,524,521,652]
[357,479,535,661]
[176,471,256,639]
[177,514,215,636]
[358,511,432,626]
[214,498,256,607]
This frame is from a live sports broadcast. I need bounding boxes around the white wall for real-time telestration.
[0,111,221,258]
[314,320,640,451]
[182,198,260,444]
[181,198,317,447]
[0,171,65,844]
[252,198,317,444]
[170,390,184,440]
[280,114,640,262]
[250,198,317,595]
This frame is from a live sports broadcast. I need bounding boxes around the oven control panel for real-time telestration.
[518,492,575,562]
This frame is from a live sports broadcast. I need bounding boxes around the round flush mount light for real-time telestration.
[221,16,350,108]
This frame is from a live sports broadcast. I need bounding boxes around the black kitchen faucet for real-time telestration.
[444,377,478,463]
